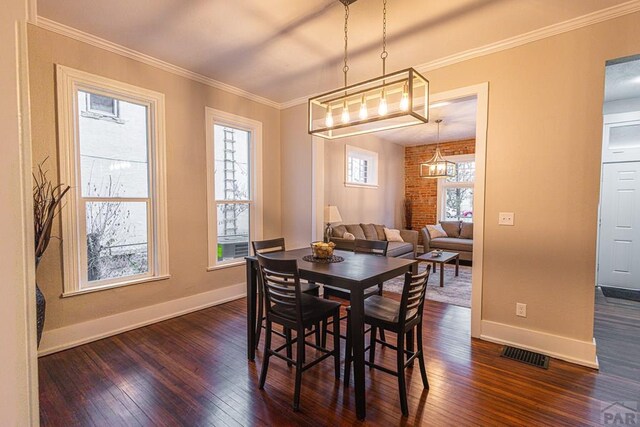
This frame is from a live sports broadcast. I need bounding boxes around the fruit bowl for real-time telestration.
[310,241,336,259]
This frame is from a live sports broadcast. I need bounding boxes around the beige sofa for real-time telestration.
[329,223,418,259]
[420,221,473,261]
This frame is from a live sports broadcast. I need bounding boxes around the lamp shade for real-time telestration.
[324,205,343,223]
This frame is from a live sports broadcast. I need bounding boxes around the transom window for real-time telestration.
[57,66,169,296]
[345,145,378,187]
[438,154,475,222]
[206,108,263,269]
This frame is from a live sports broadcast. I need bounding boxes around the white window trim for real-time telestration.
[205,108,263,270]
[56,65,170,297]
[437,153,475,222]
[344,144,379,188]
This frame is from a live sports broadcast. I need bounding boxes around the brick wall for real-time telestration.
[405,139,475,239]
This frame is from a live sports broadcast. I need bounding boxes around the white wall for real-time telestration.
[0,0,38,424]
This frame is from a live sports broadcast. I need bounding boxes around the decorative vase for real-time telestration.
[35,282,46,348]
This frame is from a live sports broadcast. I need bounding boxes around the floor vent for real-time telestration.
[501,346,549,369]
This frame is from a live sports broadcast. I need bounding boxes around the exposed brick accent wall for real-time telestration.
[405,139,475,239]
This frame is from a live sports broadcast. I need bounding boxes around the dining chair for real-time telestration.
[344,266,431,417]
[256,254,341,412]
[252,238,320,350]
[321,239,389,346]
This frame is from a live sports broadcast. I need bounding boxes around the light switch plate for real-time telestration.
[499,212,515,226]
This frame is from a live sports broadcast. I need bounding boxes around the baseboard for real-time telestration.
[38,283,246,356]
[480,320,599,369]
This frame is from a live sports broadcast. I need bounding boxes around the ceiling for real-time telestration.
[38,0,633,105]
[605,56,640,102]
[375,97,477,146]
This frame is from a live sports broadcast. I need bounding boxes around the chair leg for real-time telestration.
[285,328,293,368]
[416,323,429,389]
[332,311,341,380]
[369,325,377,369]
[377,284,386,343]
[293,328,305,411]
[258,320,272,389]
[315,322,321,347]
[344,313,352,388]
[406,329,415,368]
[255,288,263,349]
[397,332,409,417]
[321,318,328,348]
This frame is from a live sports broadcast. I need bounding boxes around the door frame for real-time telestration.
[311,82,489,338]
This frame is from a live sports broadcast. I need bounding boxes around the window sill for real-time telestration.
[207,261,245,271]
[61,274,171,298]
[344,182,379,189]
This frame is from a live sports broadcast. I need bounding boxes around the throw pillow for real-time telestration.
[360,223,378,240]
[460,222,473,239]
[343,232,356,240]
[373,224,386,240]
[384,227,404,242]
[332,224,347,238]
[440,220,461,238]
[426,224,447,239]
[345,224,366,240]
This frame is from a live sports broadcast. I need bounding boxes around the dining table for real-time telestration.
[245,247,418,420]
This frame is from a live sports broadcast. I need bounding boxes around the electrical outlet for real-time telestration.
[516,303,527,318]
[499,212,515,226]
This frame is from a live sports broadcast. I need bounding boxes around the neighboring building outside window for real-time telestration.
[205,108,263,269]
[438,154,475,222]
[345,145,378,187]
[56,66,169,296]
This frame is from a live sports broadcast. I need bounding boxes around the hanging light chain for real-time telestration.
[380,0,388,76]
[343,3,350,88]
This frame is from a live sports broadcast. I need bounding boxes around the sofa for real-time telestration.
[329,223,418,259]
[420,221,473,261]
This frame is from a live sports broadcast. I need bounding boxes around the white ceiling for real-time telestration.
[605,56,640,102]
[375,97,477,146]
[38,0,633,104]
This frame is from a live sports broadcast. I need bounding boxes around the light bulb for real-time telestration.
[325,106,334,128]
[341,101,350,124]
[359,95,368,120]
[378,90,388,116]
[400,83,409,111]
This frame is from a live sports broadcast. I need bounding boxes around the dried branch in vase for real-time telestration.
[33,158,70,265]
[404,198,413,230]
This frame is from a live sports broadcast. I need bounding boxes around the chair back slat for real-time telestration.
[257,254,304,324]
[399,266,431,326]
[252,238,286,255]
[354,239,389,256]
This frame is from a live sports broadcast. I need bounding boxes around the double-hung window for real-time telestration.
[345,145,378,187]
[438,154,475,222]
[57,66,169,296]
[205,108,263,269]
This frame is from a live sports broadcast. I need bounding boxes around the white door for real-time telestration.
[598,162,640,289]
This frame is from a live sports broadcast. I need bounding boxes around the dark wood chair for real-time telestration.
[252,238,320,349]
[321,239,389,345]
[256,254,341,412]
[344,266,431,417]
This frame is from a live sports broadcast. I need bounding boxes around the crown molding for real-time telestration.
[280,0,640,110]
[35,17,281,110]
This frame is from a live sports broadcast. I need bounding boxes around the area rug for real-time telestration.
[384,263,472,308]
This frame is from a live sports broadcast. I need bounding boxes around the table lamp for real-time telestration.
[324,205,342,243]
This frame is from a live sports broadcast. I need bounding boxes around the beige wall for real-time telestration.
[29,25,281,331]
[282,12,640,344]
[324,135,405,228]
[1,1,37,424]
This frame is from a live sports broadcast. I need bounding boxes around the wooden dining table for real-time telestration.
[245,248,418,420]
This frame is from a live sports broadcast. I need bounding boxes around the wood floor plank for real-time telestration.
[39,292,640,426]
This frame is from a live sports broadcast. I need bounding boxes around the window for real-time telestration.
[438,154,475,222]
[57,66,169,296]
[206,108,263,269]
[345,145,378,187]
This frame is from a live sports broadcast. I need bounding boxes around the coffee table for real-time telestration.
[417,251,460,287]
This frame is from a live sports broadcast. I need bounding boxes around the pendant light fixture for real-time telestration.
[419,119,456,179]
[308,0,429,140]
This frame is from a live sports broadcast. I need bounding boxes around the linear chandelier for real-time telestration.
[420,119,456,179]
[308,0,429,140]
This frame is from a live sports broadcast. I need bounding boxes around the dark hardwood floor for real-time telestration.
[39,293,640,426]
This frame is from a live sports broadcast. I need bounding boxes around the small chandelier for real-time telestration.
[308,0,429,140]
[420,119,456,179]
